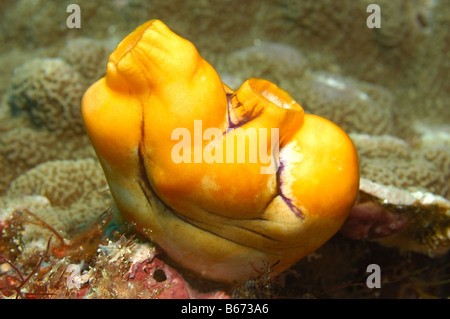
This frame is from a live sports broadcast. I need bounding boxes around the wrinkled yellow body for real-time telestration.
[82,20,359,282]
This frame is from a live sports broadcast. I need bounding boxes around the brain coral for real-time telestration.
[0,54,96,194]
[8,158,108,207]
[222,42,308,89]
[60,37,109,85]
[351,134,449,199]
[0,125,94,195]
[7,58,87,135]
[4,158,112,247]
[294,72,395,136]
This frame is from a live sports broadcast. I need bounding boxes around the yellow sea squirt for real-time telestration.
[81,19,360,282]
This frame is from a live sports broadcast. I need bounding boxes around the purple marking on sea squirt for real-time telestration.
[226,92,238,128]
[277,160,304,219]
[226,92,262,129]
[226,92,303,218]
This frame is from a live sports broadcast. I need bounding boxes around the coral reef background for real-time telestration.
[0,0,449,298]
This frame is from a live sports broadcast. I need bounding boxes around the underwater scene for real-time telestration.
[0,0,449,299]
